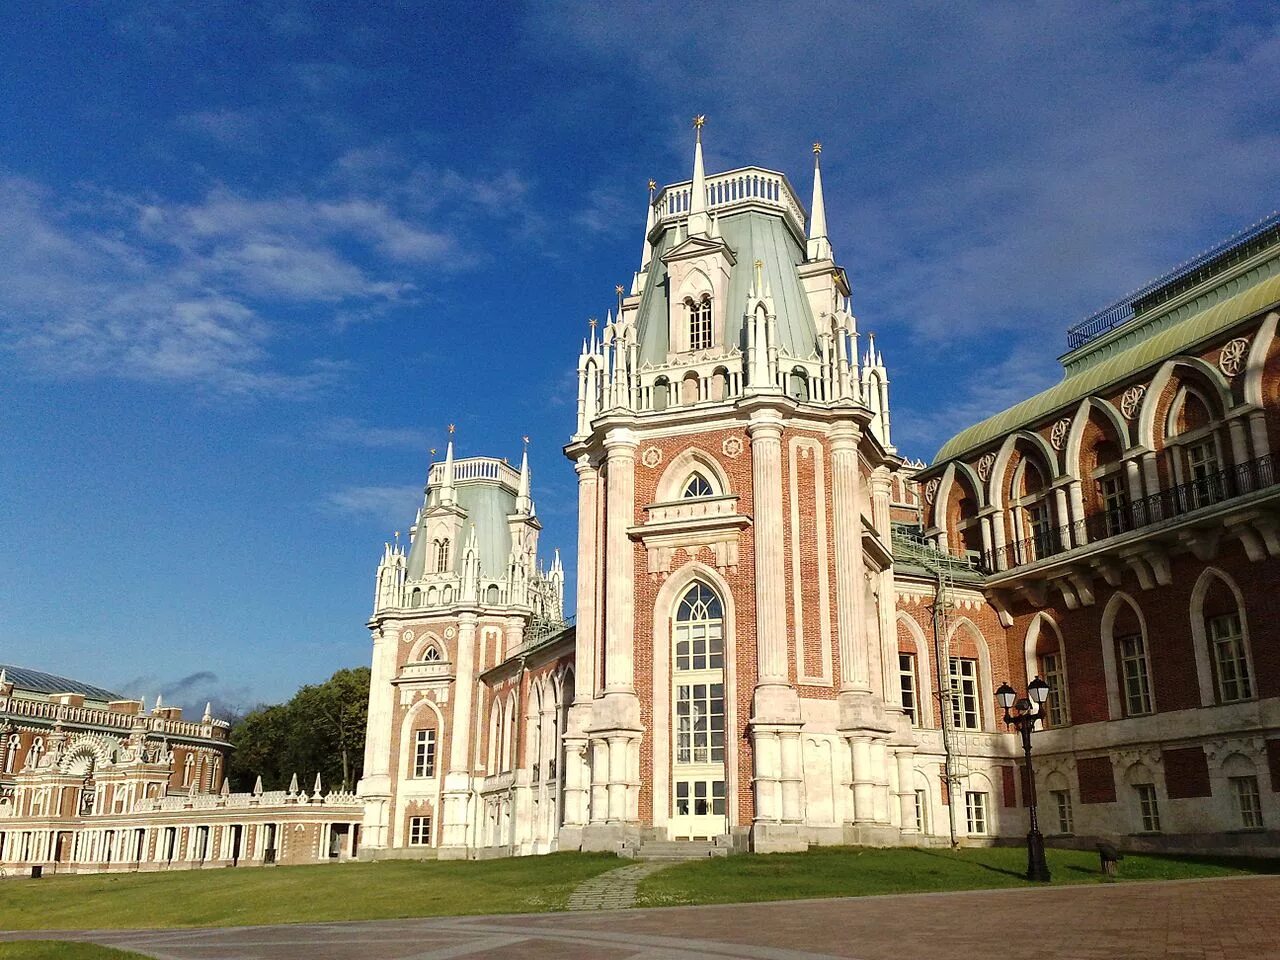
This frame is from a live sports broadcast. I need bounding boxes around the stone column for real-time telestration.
[602,431,638,695]
[749,411,789,686]
[1053,486,1071,548]
[1227,416,1251,467]
[779,732,804,822]
[1248,410,1270,459]
[440,612,478,855]
[895,750,918,836]
[356,625,399,849]
[831,423,869,693]
[1068,480,1086,544]
[869,738,890,823]
[850,736,874,822]
[989,509,1008,570]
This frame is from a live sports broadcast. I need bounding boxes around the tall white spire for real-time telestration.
[641,179,657,268]
[688,114,709,236]
[516,437,533,516]
[439,427,456,506]
[806,142,831,261]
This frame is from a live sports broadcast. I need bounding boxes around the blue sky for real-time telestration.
[2,2,1276,713]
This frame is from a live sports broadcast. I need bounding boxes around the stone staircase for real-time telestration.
[631,838,731,861]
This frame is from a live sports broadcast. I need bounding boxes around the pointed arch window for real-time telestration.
[687,295,712,351]
[681,472,714,499]
[1208,612,1252,702]
[1117,633,1153,716]
[423,646,442,663]
[674,583,725,766]
[435,539,450,573]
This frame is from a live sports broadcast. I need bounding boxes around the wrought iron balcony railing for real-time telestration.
[980,454,1276,573]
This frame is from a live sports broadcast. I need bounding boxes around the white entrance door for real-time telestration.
[671,776,726,839]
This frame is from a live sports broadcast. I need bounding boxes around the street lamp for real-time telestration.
[995,677,1052,883]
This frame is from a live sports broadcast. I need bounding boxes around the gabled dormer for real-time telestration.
[662,231,736,359]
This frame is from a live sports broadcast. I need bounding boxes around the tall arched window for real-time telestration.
[682,472,714,499]
[672,582,726,838]
[435,539,450,573]
[688,295,712,351]
[4,734,20,774]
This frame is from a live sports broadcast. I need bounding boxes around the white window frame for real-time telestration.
[964,791,988,835]
[1135,783,1161,833]
[1050,789,1073,835]
[1230,775,1262,829]
[899,653,918,726]
[1208,612,1253,703]
[1040,651,1068,727]
[948,657,980,731]
[1117,633,1154,717]
[408,815,432,846]
[413,729,437,779]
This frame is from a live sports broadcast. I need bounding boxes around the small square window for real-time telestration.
[409,816,433,846]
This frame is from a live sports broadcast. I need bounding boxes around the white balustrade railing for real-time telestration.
[427,457,520,486]
[655,167,807,235]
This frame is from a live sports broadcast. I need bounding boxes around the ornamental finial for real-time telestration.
[813,141,822,155]
[693,114,706,141]
[588,316,598,331]
[648,178,656,193]
[447,423,455,435]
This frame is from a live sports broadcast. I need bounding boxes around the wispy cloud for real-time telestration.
[312,416,429,450]
[322,484,422,527]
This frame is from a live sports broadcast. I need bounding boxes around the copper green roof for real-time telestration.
[934,251,1280,464]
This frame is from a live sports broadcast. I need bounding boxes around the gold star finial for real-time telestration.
[812,141,822,156]
[693,114,706,142]
[429,447,436,457]
[447,423,455,435]
[522,435,530,446]
[615,283,624,295]
[648,178,657,193]
[588,316,598,331]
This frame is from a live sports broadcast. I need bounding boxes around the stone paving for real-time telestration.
[564,860,674,911]
[2,874,1277,959]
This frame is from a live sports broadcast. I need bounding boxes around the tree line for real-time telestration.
[226,666,370,794]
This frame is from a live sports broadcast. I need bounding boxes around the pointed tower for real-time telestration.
[806,142,832,262]
[563,127,905,858]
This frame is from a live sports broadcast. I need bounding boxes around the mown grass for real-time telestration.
[0,853,619,930]
[636,844,1280,907]
[0,945,151,960]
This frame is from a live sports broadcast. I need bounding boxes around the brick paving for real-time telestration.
[2,875,1276,959]
[564,860,674,911]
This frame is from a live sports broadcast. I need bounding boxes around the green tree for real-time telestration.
[228,666,370,793]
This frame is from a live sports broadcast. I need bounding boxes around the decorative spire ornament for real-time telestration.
[807,140,831,261]
[689,114,709,233]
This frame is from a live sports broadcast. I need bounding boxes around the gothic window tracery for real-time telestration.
[681,472,714,499]
[687,295,712,351]
[435,539,450,573]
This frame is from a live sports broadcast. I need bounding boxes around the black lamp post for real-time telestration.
[995,676,1052,883]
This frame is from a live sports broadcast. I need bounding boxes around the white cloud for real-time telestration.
[312,417,429,450]
[322,484,422,527]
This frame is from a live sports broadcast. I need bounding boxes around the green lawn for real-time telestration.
[0,945,151,960]
[637,845,1280,907]
[0,853,619,930]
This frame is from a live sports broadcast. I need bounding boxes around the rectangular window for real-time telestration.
[1117,634,1153,716]
[899,654,918,725]
[964,791,988,835]
[408,816,432,846]
[1231,776,1263,829]
[1208,613,1252,703]
[675,683,725,764]
[413,729,437,778]
[1027,502,1054,559]
[1186,440,1222,507]
[1050,789,1074,835]
[948,657,980,730]
[1041,653,1068,727]
[1135,783,1161,832]
[1100,474,1129,536]
[914,789,928,833]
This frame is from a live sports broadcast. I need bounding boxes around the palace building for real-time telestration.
[0,666,362,874]
[356,123,1280,860]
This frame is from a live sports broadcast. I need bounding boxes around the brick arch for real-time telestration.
[946,616,995,732]
[656,446,732,501]
[896,611,933,726]
[1244,310,1279,409]
[991,430,1061,508]
[1064,396,1129,482]
[398,697,445,786]
[1137,356,1233,452]
[936,463,983,558]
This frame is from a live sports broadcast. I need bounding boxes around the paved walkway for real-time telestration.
[564,860,673,911]
[3,875,1277,959]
